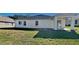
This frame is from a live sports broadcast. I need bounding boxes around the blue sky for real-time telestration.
[0,13,57,16]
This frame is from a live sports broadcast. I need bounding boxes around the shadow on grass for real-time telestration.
[0,28,37,31]
[34,29,79,39]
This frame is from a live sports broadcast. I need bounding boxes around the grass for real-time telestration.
[0,27,79,45]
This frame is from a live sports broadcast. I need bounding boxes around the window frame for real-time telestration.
[23,21,26,26]
[18,21,22,25]
[75,20,77,24]
[35,21,39,26]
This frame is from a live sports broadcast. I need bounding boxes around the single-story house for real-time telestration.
[14,13,77,30]
[0,16,15,28]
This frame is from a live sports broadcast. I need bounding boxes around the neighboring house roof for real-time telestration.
[0,16,15,23]
[14,14,55,20]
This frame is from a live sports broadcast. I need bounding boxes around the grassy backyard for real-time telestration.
[0,27,79,45]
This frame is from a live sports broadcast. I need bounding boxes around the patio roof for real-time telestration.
[55,13,78,16]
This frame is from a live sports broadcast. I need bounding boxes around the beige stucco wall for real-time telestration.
[0,16,15,28]
[0,23,15,28]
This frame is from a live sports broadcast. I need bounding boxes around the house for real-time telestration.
[0,16,15,28]
[14,13,77,30]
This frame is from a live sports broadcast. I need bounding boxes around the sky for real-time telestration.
[0,13,57,16]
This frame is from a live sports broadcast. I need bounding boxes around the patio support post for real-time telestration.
[54,16,57,30]
[71,16,75,30]
[61,19,65,30]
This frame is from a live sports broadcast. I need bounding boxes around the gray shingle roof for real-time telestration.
[15,14,55,20]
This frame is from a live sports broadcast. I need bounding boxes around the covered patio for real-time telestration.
[54,13,77,30]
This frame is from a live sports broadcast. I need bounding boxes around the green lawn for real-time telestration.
[0,27,79,45]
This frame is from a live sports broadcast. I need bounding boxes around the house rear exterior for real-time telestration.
[14,14,79,30]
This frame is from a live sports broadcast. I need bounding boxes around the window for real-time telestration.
[35,21,38,26]
[24,21,26,26]
[18,21,21,25]
[12,23,13,26]
[75,20,77,24]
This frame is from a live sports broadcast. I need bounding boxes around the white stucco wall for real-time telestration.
[15,19,54,28]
